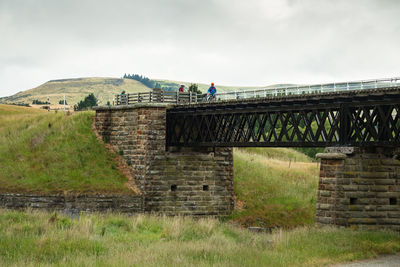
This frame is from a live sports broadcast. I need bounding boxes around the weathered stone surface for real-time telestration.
[315,147,400,231]
[0,193,143,213]
[316,153,347,160]
[326,147,356,154]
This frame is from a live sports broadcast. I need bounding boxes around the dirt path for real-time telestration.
[335,253,400,267]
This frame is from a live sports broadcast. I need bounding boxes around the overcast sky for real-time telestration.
[1,0,399,97]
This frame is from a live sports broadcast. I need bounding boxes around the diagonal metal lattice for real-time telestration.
[166,88,400,147]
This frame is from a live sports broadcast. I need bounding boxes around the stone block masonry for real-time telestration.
[94,104,234,216]
[0,193,143,213]
[316,147,400,230]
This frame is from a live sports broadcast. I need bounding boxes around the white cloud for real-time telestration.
[0,0,400,97]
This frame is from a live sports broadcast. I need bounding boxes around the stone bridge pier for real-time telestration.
[94,104,234,216]
[316,147,400,230]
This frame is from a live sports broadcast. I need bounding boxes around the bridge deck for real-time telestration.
[166,88,400,147]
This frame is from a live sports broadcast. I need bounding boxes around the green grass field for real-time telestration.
[0,105,131,194]
[230,148,319,228]
[0,209,399,266]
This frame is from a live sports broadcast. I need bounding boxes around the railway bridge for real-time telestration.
[95,77,400,230]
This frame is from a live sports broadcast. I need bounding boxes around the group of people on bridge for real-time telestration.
[179,82,217,101]
[119,82,217,103]
[121,82,217,99]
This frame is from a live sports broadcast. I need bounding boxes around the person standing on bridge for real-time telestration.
[207,82,217,101]
[120,90,127,105]
[179,85,185,92]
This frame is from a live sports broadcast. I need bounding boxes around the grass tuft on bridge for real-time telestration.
[0,104,131,194]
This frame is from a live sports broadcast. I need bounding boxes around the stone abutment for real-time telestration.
[94,104,234,216]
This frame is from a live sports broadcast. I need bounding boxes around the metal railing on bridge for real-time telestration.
[114,77,400,106]
[216,77,400,101]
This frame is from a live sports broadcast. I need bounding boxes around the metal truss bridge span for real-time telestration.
[166,88,400,148]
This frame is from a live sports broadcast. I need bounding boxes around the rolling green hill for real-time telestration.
[0,77,151,106]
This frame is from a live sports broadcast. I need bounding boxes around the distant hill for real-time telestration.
[155,79,267,93]
[0,76,296,106]
[0,77,151,106]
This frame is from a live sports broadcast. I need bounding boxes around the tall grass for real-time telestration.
[239,147,313,162]
[231,148,319,228]
[0,209,399,266]
[0,105,130,194]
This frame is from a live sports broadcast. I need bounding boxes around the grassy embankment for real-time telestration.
[231,147,319,228]
[0,209,399,266]
[0,104,131,194]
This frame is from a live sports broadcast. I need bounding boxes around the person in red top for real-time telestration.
[207,82,217,101]
[179,85,185,92]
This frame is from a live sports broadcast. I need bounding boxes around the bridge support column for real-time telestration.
[316,147,400,230]
[94,104,234,216]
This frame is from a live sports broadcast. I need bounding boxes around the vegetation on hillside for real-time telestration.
[74,93,98,111]
[188,83,202,94]
[230,148,319,228]
[0,209,399,266]
[123,73,159,88]
[0,105,131,194]
[239,147,313,162]
[32,99,50,105]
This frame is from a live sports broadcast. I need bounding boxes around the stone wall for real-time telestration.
[145,147,234,215]
[0,193,143,213]
[94,104,234,216]
[316,147,400,230]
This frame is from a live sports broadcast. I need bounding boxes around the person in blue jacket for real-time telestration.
[207,82,217,101]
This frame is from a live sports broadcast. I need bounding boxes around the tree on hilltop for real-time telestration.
[74,93,98,111]
[188,84,202,94]
[123,73,156,88]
